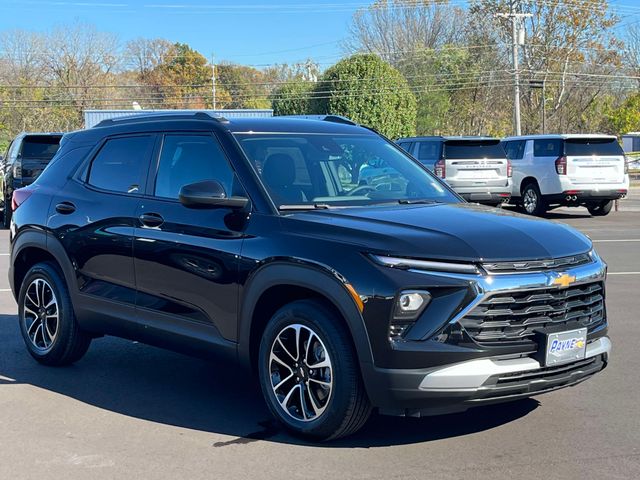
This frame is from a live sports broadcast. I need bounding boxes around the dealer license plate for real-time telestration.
[544,328,588,366]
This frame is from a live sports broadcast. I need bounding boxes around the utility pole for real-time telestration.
[211,53,217,110]
[497,2,531,136]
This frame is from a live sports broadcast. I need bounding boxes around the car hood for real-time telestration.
[282,203,592,262]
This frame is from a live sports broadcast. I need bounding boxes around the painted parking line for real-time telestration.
[608,272,640,275]
[593,239,640,243]
[0,253,9,256]
[0,289,12,292]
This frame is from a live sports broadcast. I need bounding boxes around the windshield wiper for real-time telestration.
[397,199,444,205]
[278,203,333,211]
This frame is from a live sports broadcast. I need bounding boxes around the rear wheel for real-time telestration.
[258,299,371,441]
[18,262,91,366]
[587,200,613,216]
[521,183,546,216]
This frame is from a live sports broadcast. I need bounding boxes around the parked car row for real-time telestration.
[396,133,630,216]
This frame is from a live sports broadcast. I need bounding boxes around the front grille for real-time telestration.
[482,253,591,274]
[459,281,605,344]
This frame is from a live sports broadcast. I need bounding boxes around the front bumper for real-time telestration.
[369,337,610,416]
[360,251,610,415]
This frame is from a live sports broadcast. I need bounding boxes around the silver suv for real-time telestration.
[397,136,512,206]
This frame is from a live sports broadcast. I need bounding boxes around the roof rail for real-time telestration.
[94,111,229,128]
[281,114,357,126]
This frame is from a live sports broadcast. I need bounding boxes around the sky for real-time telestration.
[0,0,370,68]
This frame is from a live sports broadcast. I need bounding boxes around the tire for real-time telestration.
[18,262,91,366]
[587,200,613,216]
[2,198,11,229]
[258,299,371,441]
[521,182,547,216]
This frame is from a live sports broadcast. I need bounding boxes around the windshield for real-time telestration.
[564,138,623,156]
[443,140,505,159]
[235,133,459,208]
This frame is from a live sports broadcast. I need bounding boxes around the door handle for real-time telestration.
[139,212,164,228]
[55,202,76,214]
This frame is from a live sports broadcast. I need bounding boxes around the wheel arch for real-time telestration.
[520,176,540,195]
[237,261,374,373]
[11,229,78,302]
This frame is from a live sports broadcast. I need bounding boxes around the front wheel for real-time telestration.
[587,200,613,216]
[258,299,371,441]
[521,183,546,216]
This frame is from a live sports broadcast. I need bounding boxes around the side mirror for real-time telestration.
[178,180,248,209]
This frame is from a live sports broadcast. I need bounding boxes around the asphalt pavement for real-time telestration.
[1,202,639,480]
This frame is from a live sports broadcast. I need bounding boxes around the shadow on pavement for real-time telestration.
[0,314,539,448]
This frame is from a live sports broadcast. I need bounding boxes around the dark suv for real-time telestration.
[9,113,610,440]
[1,132,63,227]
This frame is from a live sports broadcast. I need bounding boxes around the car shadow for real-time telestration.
[502,205,593,220]
[0,314,539,448]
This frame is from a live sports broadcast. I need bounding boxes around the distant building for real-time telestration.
[83,109,273,129]
[622,132,640,153]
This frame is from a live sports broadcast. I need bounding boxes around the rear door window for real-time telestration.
[443,140,504,159]
[533,139,562,157]
[503,140,526,160]
[565,138,623,156]
[88,135,155,194]
[417,141,441,163]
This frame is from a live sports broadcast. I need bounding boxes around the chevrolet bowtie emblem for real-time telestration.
[552,273,576,288]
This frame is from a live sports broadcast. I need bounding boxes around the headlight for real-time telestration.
[369,254,480,275]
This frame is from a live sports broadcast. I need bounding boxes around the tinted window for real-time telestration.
[503,140,526,160]
[534,139,562,157]
[418,141,441,162]
[155,134,235,199]
[443,140,505,159]
[88,135,154,194]
[20,136,61,160]
[565,138,623,156]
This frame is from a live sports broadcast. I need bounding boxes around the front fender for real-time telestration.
[237,260,374,371]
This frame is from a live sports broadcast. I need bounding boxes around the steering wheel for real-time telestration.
[347,185,376,196]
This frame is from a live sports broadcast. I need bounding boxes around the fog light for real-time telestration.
[393,290,431,320]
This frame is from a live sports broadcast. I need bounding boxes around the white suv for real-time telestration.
[502,134,629,216]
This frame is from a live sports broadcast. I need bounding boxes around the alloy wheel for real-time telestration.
[22,278,59,352]
[269,324,333,422]
[523,188,538,214]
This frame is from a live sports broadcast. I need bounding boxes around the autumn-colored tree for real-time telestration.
[216,63,270,109]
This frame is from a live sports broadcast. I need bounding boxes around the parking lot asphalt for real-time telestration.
[1,205,639,480]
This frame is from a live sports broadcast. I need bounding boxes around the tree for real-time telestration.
[270,79,315,115]
[608,93,640,134]
[216,63,270,109]
[313,54,417,138]
[157,43,212,108]
[470,0,621,134]
[346,0,465,61]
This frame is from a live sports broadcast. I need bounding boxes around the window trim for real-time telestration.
[82,133,157,197]
[147,131,250,205]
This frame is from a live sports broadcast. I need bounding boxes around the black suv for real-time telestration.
[9,113,610,440]
[1,132,63,227]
